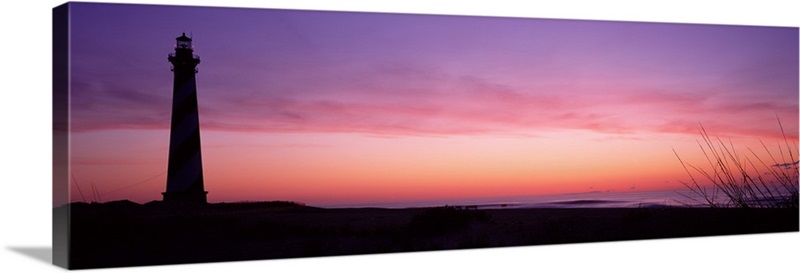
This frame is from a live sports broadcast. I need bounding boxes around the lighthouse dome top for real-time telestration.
[177,32,192,41]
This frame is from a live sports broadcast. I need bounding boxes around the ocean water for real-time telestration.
[324,189,711,209]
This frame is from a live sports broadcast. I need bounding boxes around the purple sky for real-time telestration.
[64,2,798,205]
[69,3,798,137]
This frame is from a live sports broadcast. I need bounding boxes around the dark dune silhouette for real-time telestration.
[57,200,798,269]
[549,199,628,205]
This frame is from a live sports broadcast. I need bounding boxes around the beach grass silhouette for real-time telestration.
[674,117,799,209]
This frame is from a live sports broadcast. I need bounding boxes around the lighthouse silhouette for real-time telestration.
[163,33,208,204]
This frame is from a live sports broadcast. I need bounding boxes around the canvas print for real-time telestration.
[52,2,799,269]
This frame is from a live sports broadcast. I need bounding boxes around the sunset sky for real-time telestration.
[64,2,798,206]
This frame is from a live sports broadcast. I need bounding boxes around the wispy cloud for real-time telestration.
[70,79,171,132]
[772,161,799,169]
[69,64,798,140]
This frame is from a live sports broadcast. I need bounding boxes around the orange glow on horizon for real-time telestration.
[66,116,797,207]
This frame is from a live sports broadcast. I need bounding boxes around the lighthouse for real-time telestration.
[163,33,207,204]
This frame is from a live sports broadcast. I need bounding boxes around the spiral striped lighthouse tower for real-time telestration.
[163,33,207,204]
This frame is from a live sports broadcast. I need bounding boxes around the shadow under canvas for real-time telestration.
[8,247,53,265]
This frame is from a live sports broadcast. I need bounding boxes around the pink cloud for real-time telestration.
[69,56,796,141]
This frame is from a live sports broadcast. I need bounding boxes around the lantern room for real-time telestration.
[176,32,192,50]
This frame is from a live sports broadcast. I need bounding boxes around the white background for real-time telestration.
[0,0,798,272]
